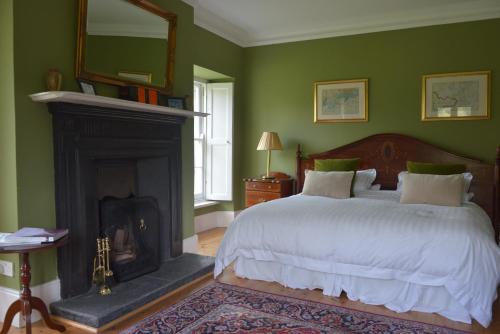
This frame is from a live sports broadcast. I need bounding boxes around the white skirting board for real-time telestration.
[194,210,240,233]
[182,234,199,253]
[0,234,206,328]
[0,279,61,328]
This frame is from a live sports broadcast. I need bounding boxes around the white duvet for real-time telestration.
[215,192,500,327]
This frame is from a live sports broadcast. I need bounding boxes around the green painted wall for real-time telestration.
[194,64,232,81]
[239,19,500,209]
[0,0,20,290]
[12,0,79,287]
[86,35,167,87]
[1,0,243,288]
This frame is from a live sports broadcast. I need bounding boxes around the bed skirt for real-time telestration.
[233,257,472,324]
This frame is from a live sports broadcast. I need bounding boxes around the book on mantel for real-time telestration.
[0,228,68,246]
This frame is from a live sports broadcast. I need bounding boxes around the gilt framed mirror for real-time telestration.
[76,0,177,93]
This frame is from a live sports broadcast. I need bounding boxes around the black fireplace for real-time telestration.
[47,102,185,298]
[100,196,160,281]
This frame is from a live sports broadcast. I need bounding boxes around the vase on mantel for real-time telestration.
[46,69,62,91]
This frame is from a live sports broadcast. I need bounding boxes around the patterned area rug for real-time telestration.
[121,282,471,334]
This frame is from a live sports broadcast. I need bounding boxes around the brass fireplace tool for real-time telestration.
[92,237,113,296]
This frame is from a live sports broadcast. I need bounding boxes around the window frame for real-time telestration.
[193,79,234,204]
[193,80,207,203]
[205,82,233,201]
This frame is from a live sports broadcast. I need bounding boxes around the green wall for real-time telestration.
[12,0,79,287]
[2,0,243,288]
[239,19,500,209]
[0,0,20,289]
[86,35,167,87]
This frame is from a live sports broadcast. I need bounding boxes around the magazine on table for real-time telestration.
[0,233,42,246]
[0,228,68,246]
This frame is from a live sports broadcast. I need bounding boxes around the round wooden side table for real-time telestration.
[0,236,68,334]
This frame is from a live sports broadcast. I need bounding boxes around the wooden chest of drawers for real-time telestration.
[244,178,294,208]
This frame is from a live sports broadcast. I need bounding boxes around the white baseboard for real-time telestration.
[0,279,61,328]
[194,210,240,233]
[183,234,199,253]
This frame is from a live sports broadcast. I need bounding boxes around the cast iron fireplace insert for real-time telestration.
[100,196,160,282]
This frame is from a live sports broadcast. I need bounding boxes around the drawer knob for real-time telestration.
[252,184,256,188]
[267,185,271,189]
[259,198,266,202]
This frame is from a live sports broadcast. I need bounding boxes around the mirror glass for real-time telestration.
[77,0,176,92]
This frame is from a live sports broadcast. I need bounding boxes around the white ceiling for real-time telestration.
[87,0,168,39]
[183,0,500,47]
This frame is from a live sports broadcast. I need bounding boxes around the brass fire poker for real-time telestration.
[92,238,113,296]
[104,237,113,277]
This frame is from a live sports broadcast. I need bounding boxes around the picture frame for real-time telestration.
[421,71,490,121]
[117,71,152,84]
[77,80,96,95]
[314,79,368,123]
[166,97,185,109]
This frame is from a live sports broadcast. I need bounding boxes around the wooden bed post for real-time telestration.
[296,144,302,194]
[495,147,500,243]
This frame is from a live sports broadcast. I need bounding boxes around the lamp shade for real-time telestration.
[256,132,283,151]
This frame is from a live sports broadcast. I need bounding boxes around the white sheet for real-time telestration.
[215,192,500,327]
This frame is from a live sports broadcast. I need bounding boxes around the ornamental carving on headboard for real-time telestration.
[382,141,394,161]
[296,133,500,241]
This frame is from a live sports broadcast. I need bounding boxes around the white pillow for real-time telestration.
[353,169,377,192]
[397,171,473,202]
[302,170,355,199]
[370,184,381,191]
[400,173,464,207]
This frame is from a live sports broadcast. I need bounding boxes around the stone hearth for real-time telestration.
[50,253,214,328]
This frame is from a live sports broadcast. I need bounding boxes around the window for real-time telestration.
[193,81,206,202]
[194,81,233,203]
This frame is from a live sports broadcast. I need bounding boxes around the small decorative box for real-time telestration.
[119,86,160,105]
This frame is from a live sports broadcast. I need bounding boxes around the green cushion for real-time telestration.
[314,158,360,171]
[407,161,466,175]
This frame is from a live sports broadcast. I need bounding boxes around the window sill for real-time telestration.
[194,200,218,209]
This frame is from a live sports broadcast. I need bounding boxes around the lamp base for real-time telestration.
[261,175,275,180]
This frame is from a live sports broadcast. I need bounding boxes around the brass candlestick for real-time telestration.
[92,238,113,296]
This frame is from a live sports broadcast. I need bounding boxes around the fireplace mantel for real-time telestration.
[30,91,206,118]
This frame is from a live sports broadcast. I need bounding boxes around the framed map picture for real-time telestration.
[314,79,368,123]
[422,71,490,121]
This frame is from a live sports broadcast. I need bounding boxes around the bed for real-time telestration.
[215,133,500,327]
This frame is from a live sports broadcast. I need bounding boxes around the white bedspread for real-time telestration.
[215,192,500,327]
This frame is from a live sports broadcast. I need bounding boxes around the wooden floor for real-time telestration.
[3,227,500,333]
[197,227,225,257]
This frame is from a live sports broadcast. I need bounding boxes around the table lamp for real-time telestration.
[256,131,283,179]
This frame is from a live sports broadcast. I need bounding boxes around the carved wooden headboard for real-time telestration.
[296,133,500,240]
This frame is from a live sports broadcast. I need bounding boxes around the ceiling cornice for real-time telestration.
[250,4,500,47]
[183,0,500,48]
[183,0,249,46]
